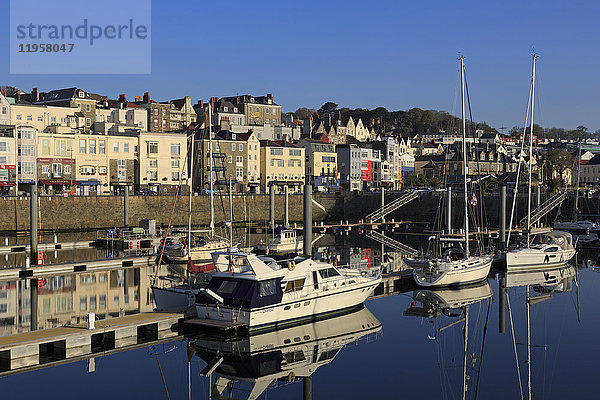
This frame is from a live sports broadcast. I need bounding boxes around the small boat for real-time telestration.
[553,220,599,246]
[505,231,576,271]
[505,53,575,269]
[412,253,493,287]
[163,235,229,263]
[406,56,493,287]
[194,248,381,332]
[254,228,303,254]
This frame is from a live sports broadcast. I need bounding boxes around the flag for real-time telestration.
[470,194,477,206]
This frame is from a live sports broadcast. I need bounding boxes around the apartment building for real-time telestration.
[137,131,188,194]
[36,131,76,194]
[221,94,281,126]
[0,125,17,194]
[298,138,339,192]
[336,144,362,192]
[195,130,261,193]
[260,140,304,193]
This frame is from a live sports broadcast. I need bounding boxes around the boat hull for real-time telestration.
[413,256,493,287]
[195,278,380,332]
[505,248,576,271]
[152,286,196,311]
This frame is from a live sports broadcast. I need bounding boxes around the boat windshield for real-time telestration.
[530,232,573,250]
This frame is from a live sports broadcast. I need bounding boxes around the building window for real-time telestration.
[236,156,243,163]
[86,118,91,126]
[16,115,22,120]
[266,118,269,124]
[18,129,34,140]
[232,143,236,151]
[64,165,71,174]
[154,109,158,116]
[123,142,129,153]
[227,156,232,163]
[0,142,6,152]
[162,109,166,117]
[148,171,158,180]
[18,144,34,156]
[147,142,158,154]
[51,163,62,177]
[278,160,284,167]
[236,167,243,179]
[1,107,6,114]
[113,142,119,152]
[288,160,294,167]
[153,120,158,129]
[171,172,179,180]
[162,120,166,128]
[0,156,6,164]
[37,116,43,122]
[239,144,243,151]
[171,144,180,155]
[27,115,32,121]
[0,170,8,181]
[99,140,105,154]
[117,159,126,169]
[86,104,91,112]
[41,165,50,175]
[89,140,96,154]
[171,160,179,169]
[149,159,157,168]
[99,167,107,174]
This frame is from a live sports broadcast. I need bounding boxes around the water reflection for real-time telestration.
[194,306,381,400]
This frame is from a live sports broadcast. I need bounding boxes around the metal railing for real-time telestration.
[519,191,568,228]
[365,230,419,257]
[365,190,421,222]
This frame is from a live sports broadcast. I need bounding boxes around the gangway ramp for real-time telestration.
[366,190,422,223]
[366,230,418,257]
[519,191,568,228]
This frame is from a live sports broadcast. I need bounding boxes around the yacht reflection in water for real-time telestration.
[404,281,493,400]
[193,306,382,400]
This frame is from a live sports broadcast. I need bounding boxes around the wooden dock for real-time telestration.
[0,312,184,374]
[0,240,95,254]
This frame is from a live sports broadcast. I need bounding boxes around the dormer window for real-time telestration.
[223,106,228,112]
[233,107,238,112]
[78,91,85,98]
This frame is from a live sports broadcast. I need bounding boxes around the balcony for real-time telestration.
[208,152,226,159]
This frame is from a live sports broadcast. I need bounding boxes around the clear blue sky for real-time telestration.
[1,0,599,132]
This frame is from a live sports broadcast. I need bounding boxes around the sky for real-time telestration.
[1,0,599,132]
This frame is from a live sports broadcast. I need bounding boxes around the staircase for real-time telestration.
[365,190,422,223]
[519,191,568,228]
[366,230,418,257]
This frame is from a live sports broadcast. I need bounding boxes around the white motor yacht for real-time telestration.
[194,248,381,332]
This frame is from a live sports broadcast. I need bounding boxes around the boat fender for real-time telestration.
[288,260,295,271]
[287,372,296,383]
[361,270,367,277]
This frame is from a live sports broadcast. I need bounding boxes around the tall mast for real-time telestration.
[462,305,469,400]
[460,56,469,257]
[209,101,215,240]
[527,53,538,247]
[187,133,195,257]
[526,285,531,400]
[574,142,581,222]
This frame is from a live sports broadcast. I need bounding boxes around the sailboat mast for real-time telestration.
[574,142,581,222]
[460,56,469,257]
[527,53,538,247]
[462,304,469,400]
[209,101,215,240]
[526,285,532,400]
[187,133,194,258]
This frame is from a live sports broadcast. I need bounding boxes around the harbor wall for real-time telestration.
[0,191,583,232]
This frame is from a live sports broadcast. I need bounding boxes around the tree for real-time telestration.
[544,149,574,184]
[318,102,338,113]
[294,107,315,120]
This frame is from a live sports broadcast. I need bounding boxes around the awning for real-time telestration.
[0,182,16,186]
[78,180,101,186]
[38,179,78,185]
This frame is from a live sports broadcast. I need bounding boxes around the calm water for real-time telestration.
[1,234,599,399]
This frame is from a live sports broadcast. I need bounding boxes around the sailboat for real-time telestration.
[410,56,493,287]
[505,53,576,270]
[553,143,600,245]
[164,106,229,264]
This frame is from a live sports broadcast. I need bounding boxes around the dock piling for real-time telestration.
[123,186,129,228]
[499,272,506,334]
[284,185,289,227]
[29,184,38,265]
[446,187,452,234]
[500,185,506,251]
[303,185,312,258]
[269,185,275,229]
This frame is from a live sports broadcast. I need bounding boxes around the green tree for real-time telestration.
[294,107,315,120]
[318,102,338,113]
[544,149,574,184]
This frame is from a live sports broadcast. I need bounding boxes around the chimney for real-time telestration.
[134,96,142,102]
[32,87,39,102]
[119,94,127,106]
[267,93,273,101]
[235,96,240,105]
[16,92,21,102]
[143,92,150,103]
[197,100,204,108]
